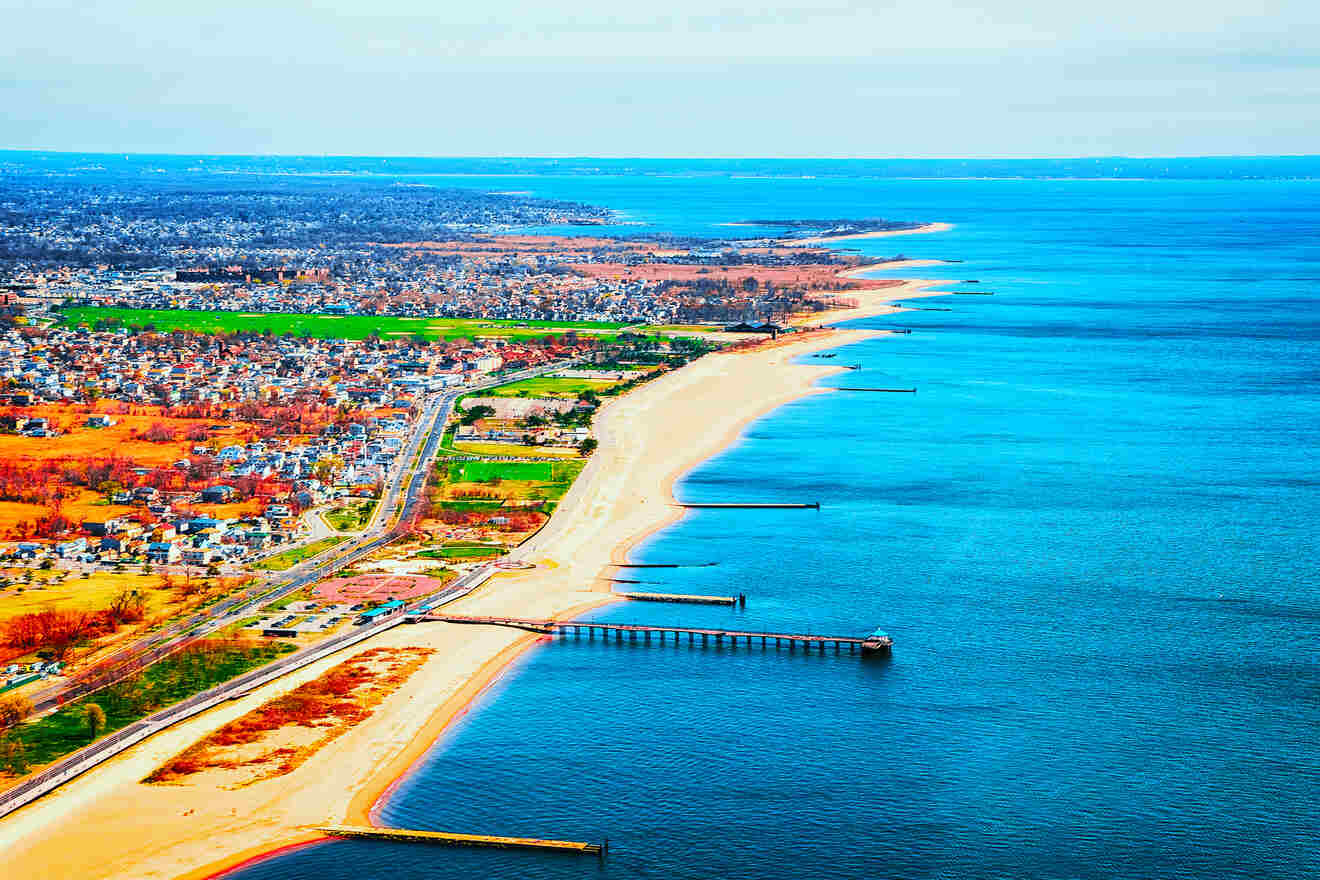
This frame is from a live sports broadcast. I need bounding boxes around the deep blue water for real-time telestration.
[227,167,1320,879]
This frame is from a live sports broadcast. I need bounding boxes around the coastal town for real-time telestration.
[0,157,932,879]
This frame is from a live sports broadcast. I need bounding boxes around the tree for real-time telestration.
[84,702,106,740]
[0,735,28,775]
[460,405,495,426]
[0,693,31,731]
[579,438,599,455]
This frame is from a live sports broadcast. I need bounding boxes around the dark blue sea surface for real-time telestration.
[227,166,1320,879]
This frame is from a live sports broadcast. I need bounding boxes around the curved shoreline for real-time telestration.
[3,225,951,880]
[186,334,884,880]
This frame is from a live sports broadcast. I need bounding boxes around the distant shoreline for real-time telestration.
[783,221,953,246]
[716,220,952,246]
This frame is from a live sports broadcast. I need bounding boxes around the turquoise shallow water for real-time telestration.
[227,163,1320,879]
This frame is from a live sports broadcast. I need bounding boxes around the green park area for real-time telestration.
[416,542,505,560]
[253,536,345,571]
[445,459,583,501]
[0,639,295,776]
[57,307,626,341]
[323,500,377,532]
[482,375,632,398]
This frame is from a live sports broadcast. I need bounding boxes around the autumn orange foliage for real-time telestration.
[145,646,433,784]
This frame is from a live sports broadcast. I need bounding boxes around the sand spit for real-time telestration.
[782,221,953,246]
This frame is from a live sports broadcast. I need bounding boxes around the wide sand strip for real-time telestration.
[0,327,886,880]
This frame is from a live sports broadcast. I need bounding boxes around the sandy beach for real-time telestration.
[0,249,949,879]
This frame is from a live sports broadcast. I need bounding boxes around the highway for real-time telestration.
[0,362,563,820]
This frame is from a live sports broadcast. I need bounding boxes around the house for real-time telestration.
[85,414,116,428]
[181,546,215,566]
[147,542,181,563]
[55,537,87,558]
[200,484,237,504]
[99,535,128,553]
[82,517,126,537]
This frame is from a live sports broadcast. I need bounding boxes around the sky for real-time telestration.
[3,0,1318,158]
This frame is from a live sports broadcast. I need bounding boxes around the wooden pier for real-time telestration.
[677,502,820,509]
[618,591,744,607]
[835,387,917,393]
[426,615,893,656]
[319,825,603,855]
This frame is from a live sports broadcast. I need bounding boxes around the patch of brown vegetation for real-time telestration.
[143,646,434,788]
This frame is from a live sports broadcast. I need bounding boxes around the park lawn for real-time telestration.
[0,639,295,777]
[443,459,584,505]
[483,376,620,398]
[324,500,377,532]
[448,459,554,483]
[417,544,504,560]
[254,537,346,571]
[436,499,506,511]
[446,459,583,497]
[58,307,626,341]
[646,324,724,333]
[452,440,582,458]
[0,570,177,626]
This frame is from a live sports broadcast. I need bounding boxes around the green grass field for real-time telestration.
[323,501,377,532]
[417,544,504,560]
[0,640,294,775]
[442,458,584,505]
[483,376,620,398]
[57,307,626,341]
[437,499,507,511]
[449,459,564,484]
[254,536,346,571]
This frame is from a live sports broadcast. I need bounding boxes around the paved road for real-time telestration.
[1,363,564,819]
[0,562,496,821]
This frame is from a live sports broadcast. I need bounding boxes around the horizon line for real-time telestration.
[4,148,1320,162]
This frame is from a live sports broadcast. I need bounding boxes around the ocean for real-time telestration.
[223,161,1320,879]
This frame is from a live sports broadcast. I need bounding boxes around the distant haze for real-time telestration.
[2,0,1318,157]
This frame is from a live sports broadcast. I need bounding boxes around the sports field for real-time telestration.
[57,307,626,341]
[448,459,572,484]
